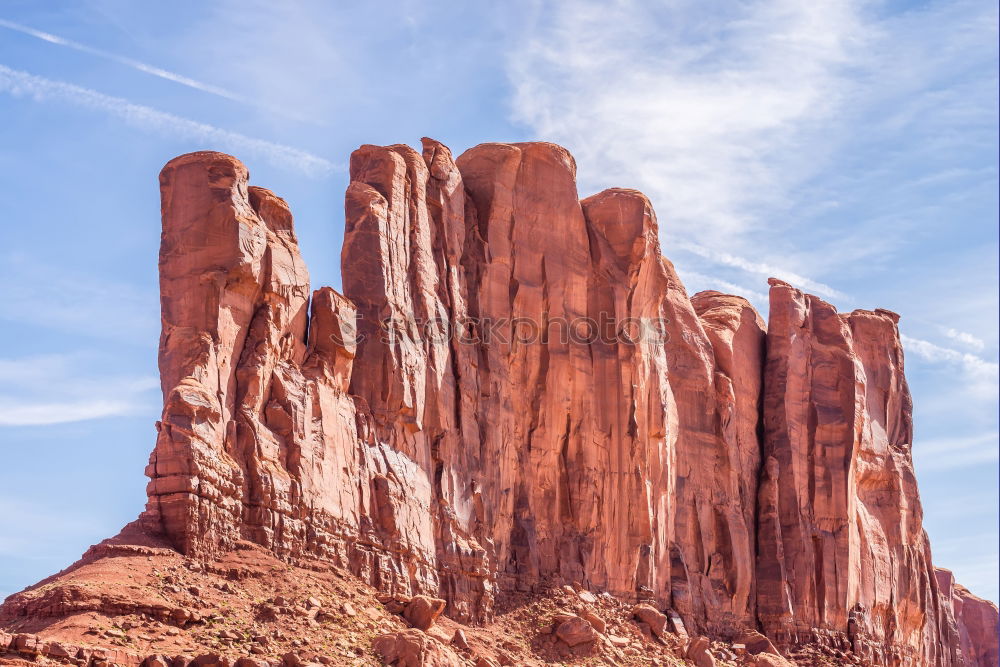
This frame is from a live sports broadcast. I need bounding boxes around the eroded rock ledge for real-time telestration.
[1,139,995,667]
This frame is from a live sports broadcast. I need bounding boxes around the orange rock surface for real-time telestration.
[1,140,995,667]
[756,279,968,665]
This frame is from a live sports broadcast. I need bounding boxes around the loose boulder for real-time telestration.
[373,629,462,667]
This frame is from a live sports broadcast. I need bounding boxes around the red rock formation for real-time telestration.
[756,278,968,665]
[341,142,683,620]
[143,150,441,604]
[666,285,765,635]
[2,140,996,667]
[954,587,999,667]
[938,568,1000,667]
[341,142,768,636]
[136,145,1000,664]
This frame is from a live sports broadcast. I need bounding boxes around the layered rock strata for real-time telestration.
[13,139,994,666]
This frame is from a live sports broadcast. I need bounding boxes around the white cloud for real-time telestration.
[944,327,986,351]
[677,269,769,305]
[0,354,158,427]
[504,0,995,306]
[901,334,999,399]
[507,0,868,290]
[0,399,140,426]
[676,242,846,300]
[0,64,336,177]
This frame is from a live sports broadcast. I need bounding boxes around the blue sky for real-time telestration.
[0,0,996,604]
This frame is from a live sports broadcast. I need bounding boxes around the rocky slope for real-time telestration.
[0,139,995,667]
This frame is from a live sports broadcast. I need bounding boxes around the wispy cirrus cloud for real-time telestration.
[944,327,986,351]
[901,334,999,399]
[0,354,157,426]
[507,0,869,292]
[504,0,997,304]
[676,241,846,300]
[676,269,769,305]
[0,64,336,177]
[0,399,143,426]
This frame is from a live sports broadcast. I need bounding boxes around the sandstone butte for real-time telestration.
[0,140,995,667]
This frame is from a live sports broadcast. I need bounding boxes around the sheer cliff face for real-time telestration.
[144,151,436,598]
[757,279,960,665]
[340,140,768,630]
[140,141,995,665]
[341,141,681,621]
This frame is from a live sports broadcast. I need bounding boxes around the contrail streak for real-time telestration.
[0,64,336,177]
[0,17,308,121]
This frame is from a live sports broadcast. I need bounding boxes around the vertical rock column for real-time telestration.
[578,188,675,602]
[644,266,767,636]
[455,142,595,592]
[457,146,682,600]
[143,151,435,602]
[143,151,271,555]
[342,140,492,622]
[688,290,767,634]
[757,278,959,665]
